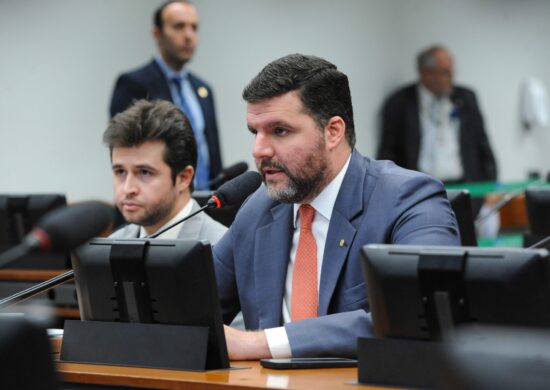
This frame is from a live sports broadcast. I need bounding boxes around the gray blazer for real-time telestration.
[110,199,227,245]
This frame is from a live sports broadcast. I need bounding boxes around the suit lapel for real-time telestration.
[318,152,366,315]
[254,203,293,328]
[149,60,174,101]
[188,75,209,115]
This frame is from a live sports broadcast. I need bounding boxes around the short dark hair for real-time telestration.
[417,45,449,71]
[154,0,192,29]
[103,100,197,188]
[242,53,356,148]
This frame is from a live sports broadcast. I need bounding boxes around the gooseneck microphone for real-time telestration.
[151,171,262,238]
[474,178,545,227]
[208,162,249,188]
[0,202,114,309]
[207,170,262,209]
[0,201,114,269]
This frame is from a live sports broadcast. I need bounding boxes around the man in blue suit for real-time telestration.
[214,54,460,360]
[109,1,222,190]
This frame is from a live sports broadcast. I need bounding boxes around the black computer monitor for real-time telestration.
[446,189,477,246]
[361,244,550,341]
[0,194,68,269]
[525,187,550,235]
[72,238,229,369]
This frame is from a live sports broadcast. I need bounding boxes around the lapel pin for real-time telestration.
[198,86,209,98]
[339,239,345,247]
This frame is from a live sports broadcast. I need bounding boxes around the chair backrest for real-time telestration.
[0,317,59,390]
[525,187,550,235]
[0,194,69,269]
[446,189,477,246]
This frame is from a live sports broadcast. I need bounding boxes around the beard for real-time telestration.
[258,138,329,204]
[120,195,177,229]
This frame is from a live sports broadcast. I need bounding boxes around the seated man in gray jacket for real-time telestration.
[104,99,226,243]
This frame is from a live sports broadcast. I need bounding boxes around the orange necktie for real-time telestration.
[291,204,318,321]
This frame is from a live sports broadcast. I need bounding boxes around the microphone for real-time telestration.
[151,171,262,238]
[0,202,114,309]
[474,179,545,227]
[208,162,249,188]
[207,170,262,209]
[0,201,114,269]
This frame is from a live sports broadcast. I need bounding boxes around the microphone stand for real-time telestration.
[529,235,550,250]
[148,203,211,238]
[0,270,74,310]
[474,178,545,227]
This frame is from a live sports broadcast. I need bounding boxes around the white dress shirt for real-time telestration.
[418,85,463,181]
[264,154,352,358]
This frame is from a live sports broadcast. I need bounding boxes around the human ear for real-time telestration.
[324,116,346,150]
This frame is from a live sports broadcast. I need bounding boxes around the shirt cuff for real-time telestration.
[264,326,292,358]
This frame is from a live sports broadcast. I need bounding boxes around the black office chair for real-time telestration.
[0,317,59,389]
[524,187,550,247]
[446,189,477,246]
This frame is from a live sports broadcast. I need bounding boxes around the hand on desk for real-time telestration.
[224,325,271,360]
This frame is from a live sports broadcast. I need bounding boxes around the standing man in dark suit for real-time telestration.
[215,54,460,360]
[377,45,497,184]
[109,1,222,190]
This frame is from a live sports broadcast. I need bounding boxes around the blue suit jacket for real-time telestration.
[213,150,460,357]
[109,60,223,181]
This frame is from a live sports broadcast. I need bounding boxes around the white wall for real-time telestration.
[1,0,549,202]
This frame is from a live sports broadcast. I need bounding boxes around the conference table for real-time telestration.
[51,338,387,389]
[57,360,368,389]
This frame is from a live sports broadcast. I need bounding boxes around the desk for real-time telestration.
[56,360,373,389]
[51,337,383,390]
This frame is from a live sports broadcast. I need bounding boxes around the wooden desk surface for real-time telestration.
[56,360,372,390]
[52,338,388,389]
[0,268,69,281]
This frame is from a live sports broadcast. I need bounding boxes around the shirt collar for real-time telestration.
[418,83,436,109]
[293,153,352,227]
[139,197,193,238]
[418,83,452,108]
[154,55,189,80]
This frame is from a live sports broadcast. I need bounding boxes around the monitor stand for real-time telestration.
[358,252,468,388]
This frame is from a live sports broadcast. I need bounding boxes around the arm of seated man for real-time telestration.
[223,325,271,360]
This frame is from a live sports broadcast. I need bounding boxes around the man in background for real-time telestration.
[104,99,226,243]
[109,1,222,190]
[214,54,460,360]
[377,45,497,184]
